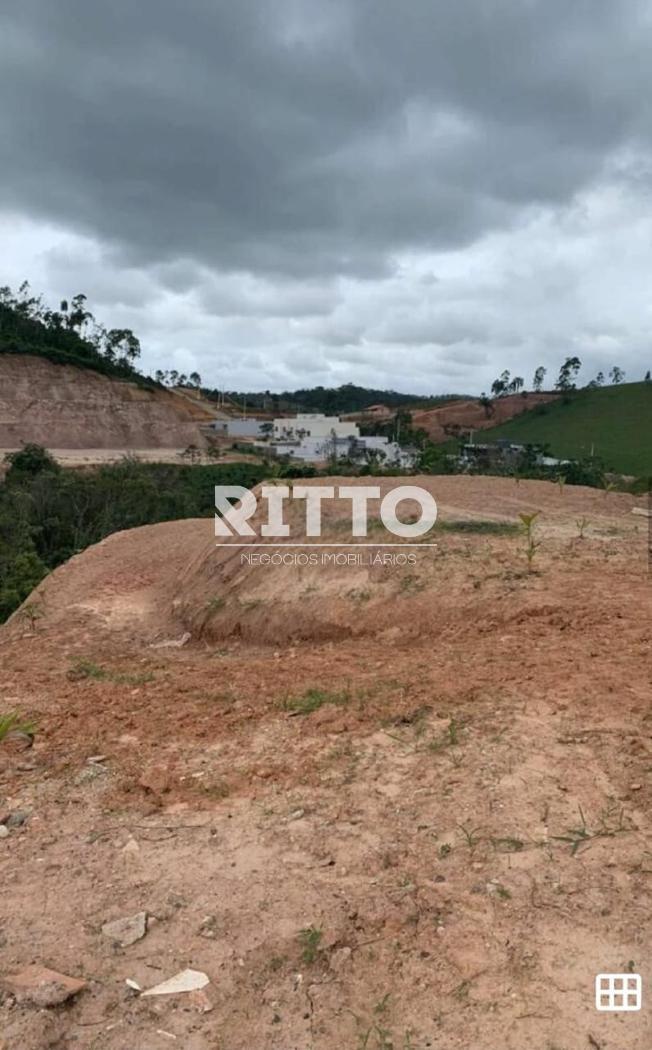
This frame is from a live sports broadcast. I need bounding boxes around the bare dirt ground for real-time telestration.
[0,449,262,471]
[1,477,651,1050]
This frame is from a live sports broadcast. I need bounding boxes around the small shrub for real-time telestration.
[298,925,323,964]
[0,711,36,744]
[67,659,153,685]
[518,511,541,572]
[283,688,350,715]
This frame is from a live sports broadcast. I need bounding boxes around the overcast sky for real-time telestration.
[1,1,652,395]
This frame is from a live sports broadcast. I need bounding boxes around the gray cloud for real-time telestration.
[1,0,652,391]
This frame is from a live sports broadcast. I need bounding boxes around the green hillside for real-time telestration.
[482,382,652,475]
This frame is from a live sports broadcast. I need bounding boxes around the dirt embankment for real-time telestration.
[412,392,558,440]
[0,354,214,450]
[1,476,651,1050]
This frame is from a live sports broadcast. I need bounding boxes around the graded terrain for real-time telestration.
[1,476,651,1050]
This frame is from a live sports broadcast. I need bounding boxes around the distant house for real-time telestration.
[258,427,416,468]
[272,413,360,441]
[211,418,267,439]
[459,441,569,470]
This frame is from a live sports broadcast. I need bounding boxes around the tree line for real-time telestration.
[479,357,649,416]
[0,282,148,381]
[0,446,266,624]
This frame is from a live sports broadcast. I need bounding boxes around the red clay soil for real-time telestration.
[411,392,558,441]
[0,354,214,450]
[1,476,651,1050]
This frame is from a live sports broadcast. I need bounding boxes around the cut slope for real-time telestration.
[8,475,646,649]
[411,392,558,440]
[0,353,214,449]
[481,382,652,474]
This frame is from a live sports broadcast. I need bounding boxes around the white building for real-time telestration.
[259,431,416,468]
[272,413,360,441]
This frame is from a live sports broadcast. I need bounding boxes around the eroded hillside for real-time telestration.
[0,354,213,450]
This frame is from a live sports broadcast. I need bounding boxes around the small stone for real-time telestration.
[6,811,30,828]
[102,911,148,947]
[121,836,140,856]
[288,809,305,822]
[141,969,209,997]
[0,826,9,839]
[630,783,642,791]
[3,966,86,1007]
[198,915,218,939]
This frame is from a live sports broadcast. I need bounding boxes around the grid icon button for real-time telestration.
[595,973,642,1012]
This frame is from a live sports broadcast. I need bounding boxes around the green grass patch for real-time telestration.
[437,519,520,535]
[481,382,652,475]
[0,711,36,743]
[283,687,350,715]
[67,659,153,686]
[298,925,323,964]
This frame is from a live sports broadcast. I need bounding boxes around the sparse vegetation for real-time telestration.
[482,381,652,475]
[518,511,541,572]
[438,519,520,535]
[206,596,226,613]
[297,924,323,964]
[428,718,462,753]
[0,711,36,744]
[283,687,350,715]
[67,659,153,686]
[0,451,266,624]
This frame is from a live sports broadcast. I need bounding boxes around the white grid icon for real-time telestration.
[595,973,642,1012]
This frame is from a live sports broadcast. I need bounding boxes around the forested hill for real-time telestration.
[211,384,466,415]
[0,283,151,385]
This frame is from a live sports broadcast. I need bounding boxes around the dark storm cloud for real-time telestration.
[2,0,651,280]
[2,0,652,392]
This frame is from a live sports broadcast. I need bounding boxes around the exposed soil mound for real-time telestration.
[1,474,651,1050]
[412,392,558,440]
[8,475,646,650]
[0,354,214,449]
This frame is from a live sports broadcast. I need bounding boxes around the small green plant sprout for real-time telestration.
[556,473,566,495]
[603,478,616,496]
[457,824,483,852]
[576,516,589,539]
[205,596,226,613]
[19,602,43,632]
[298,924,323,964]
[518,511,541,572]
[0,712,36,746]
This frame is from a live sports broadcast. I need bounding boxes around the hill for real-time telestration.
[411,392,558,441]
[214,383,467,415]
[0,286,148,384]
[0,353,214,450]
[480,382,652,475]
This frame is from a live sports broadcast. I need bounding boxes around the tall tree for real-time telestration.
[532,366,546,392]
[555,356,582,391]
